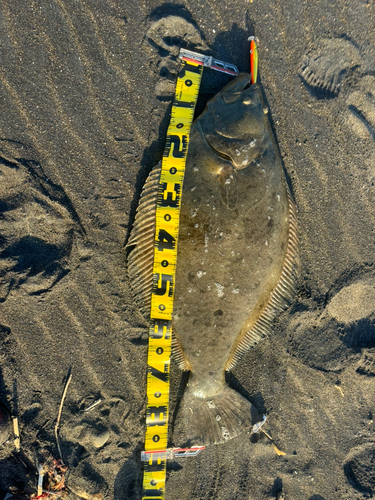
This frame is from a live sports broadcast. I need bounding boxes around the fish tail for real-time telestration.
[173,383,259,446]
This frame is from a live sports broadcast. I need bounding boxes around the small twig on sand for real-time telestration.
[55,373,72,463]
[83,399,102,412]
[12,416,20,452]
[259,429,286,456]
[67,485,103,500]
[37,463,44,497]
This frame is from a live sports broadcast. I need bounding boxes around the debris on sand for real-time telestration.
[33,450,68,499]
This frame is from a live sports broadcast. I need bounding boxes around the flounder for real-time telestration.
[127,74,299,446]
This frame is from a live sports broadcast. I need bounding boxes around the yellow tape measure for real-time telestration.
[142,60,203,500]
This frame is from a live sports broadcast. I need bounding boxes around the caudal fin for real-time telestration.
[173,384,259,446]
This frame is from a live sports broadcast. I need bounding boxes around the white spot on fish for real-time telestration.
[207,285,211,291]
[191,186,196,192]
[214,283,224,298]
[194,223,199,228]
[277,194,281,202]
[225,178,231,185]
[221,426,230,440]
[207,401,215,409]
[216,415,221,421]
[197,270,203,278]
[204,233,209,253]
[193,167,199,172]
[232,288,239,294]
[265,240,269,246]
[250,140,256,147]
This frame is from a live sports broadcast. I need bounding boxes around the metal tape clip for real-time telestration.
[179,48,239,76]
[141,446,205,461]
[252,414,267,433]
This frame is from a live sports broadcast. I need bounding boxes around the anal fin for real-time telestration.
[126,165,161,318]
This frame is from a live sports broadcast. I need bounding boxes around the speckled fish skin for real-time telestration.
[174,74,290,395]
[127,73,299,446]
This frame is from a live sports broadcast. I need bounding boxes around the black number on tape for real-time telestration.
[173,99,194,108]
[153,273,173,296]
[164,135,187,159]
[144,460,165,473]
[143,493,163,500]
[149,364,168,383]
[179,62,202,76]
[148,406,167,426]
[157,229,175,251]
[159,182,180,208]
[150,320,171,339]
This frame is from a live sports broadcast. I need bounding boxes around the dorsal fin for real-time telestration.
[225,183,299,371]
[126,165,190,371]
[126,166,161,317]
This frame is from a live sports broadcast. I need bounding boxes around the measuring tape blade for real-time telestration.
[142,60,203,500]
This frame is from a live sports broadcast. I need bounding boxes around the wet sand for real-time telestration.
[0,1,374,499]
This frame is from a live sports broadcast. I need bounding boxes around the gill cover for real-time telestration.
[199,74,269,169]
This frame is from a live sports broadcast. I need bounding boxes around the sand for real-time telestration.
[0,1,374,499]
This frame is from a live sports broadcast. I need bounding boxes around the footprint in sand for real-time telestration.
[0,140,84,301]
[143,13,208,100]
[346,75,375,140]
[0,403,10,445]
[344,443,375,494]
[59,396,133,498]
[299,37,375,141]
[286,272,375,372]
[299,37,361,96]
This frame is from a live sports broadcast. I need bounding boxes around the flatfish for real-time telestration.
[126,74,299,446]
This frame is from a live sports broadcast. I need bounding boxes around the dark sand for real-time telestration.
[0,1,375,499]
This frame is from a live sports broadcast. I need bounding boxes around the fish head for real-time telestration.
[200,74,269,169]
